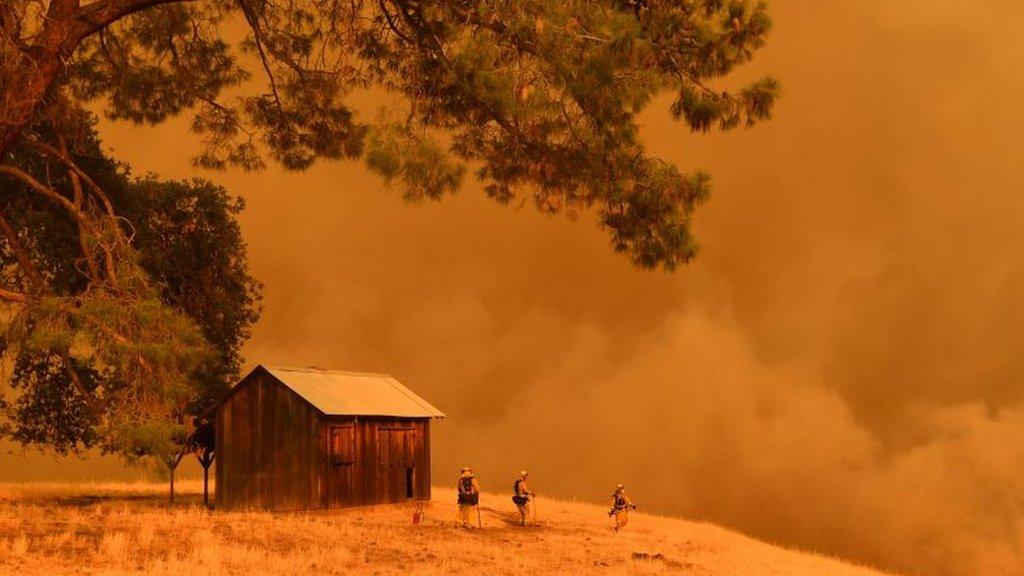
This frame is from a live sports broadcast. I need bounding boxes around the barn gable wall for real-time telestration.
[215,370,323,510]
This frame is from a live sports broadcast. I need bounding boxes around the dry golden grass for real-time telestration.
[0,482,896,575]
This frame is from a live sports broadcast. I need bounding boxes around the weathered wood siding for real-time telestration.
[215,371,322,510]
[215,369,433,511]
[323,417,431,508]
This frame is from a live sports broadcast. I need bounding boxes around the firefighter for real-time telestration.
[609,484,636,531]
[512,470,533,525]
[456,467,481,528]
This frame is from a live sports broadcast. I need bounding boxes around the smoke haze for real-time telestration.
[4,1,1024,574]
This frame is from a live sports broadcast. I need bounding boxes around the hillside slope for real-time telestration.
[0,482,895,575]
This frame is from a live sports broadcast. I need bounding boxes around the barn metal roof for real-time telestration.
[259,365,445,418]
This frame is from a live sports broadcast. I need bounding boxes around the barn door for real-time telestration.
[379,428,415,502]
[327,425,355,507]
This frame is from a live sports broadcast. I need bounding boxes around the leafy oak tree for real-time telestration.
[122,176,260,503]
[0,124,260,492]
[0,0,777,464]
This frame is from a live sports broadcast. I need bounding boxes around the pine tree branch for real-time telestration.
[2,150,119,288]
[40,136,109,282]
[74,0,199,40]
[0,164,83,220]
[25,135,117,219]
[441,4,614,146]
[236,0,286,117]
[0,208,45,290]
[23,134,124,286]
[378,0,412,44]
[64,361,105,418]
[387,0,525,140]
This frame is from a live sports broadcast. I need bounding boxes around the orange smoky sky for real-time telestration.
[3,1,1024,575]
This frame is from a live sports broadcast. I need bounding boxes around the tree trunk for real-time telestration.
[0,0,197,158]
[202,461,209,506]
[0,0,79,158]
[169,464,176,505]
[0,55,61,158]
[197,450,215,508]
[167,450,185,506]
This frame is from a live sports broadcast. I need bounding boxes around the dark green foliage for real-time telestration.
[0,121,261,458]
[117,177,263,416]
[2,353,101,454]
[602,165,712,269]
[365,122,466,201]
[69,4,248,125]
[55,0,779,270]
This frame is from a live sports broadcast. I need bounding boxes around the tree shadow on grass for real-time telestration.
[50,492,204,509]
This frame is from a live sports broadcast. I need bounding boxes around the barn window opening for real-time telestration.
[405,467,415,499]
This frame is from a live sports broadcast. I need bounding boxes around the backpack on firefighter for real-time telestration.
[457,472,479,506]
[512,471,532,506]
[608,485,636,516]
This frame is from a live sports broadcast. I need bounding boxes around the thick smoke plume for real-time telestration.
[4,1,1024,575]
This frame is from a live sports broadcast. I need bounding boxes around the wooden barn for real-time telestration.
[213,365,444,511]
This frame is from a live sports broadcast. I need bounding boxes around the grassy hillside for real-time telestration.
[0,482,895,575]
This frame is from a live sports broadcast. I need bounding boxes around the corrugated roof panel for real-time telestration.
[260,366,445,418]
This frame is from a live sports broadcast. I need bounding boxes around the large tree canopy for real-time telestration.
[1,0,778,269]
[0,124,261,460]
